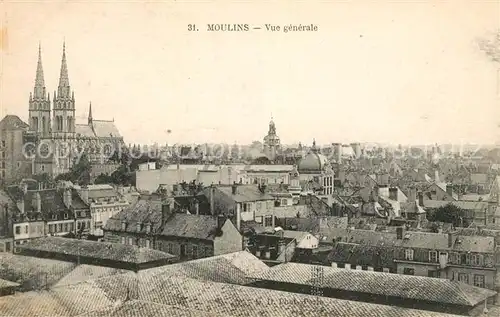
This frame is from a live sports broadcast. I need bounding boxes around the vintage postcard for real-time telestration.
[0,1,499,316]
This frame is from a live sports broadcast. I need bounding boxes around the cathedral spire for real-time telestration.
[33,42,46,98]
[58,41,69,88]
[88,102,93,125]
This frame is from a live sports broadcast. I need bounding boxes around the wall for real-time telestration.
[395,262,439,277]
[156,237,213,260]
[13,221,45,241]
[296,234,319,249]
[214,219,243,256]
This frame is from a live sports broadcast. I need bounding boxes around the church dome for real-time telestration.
[297,139,329,173]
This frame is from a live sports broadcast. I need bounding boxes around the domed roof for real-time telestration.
[298,139,329,173]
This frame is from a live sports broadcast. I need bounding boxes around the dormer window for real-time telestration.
[52,214,57,220]
[136,223,142,232]
[80,211,86,217]
[64,213,68,220]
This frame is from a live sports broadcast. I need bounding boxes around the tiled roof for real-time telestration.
[423,200,488,210]
[75,124,96,137]
[53,264,128,288]
[217,185,274,202]
[17,237,176,264]
[248,262,497,307]
[141,251,269,285]
[0,253,463,317]
[0,254,76,291]
[327,242,395,268]
[160,213,217,240]
[104,198,163,233]
[0,277,20,288]
[0,115,29,130]
[319,228,496,253]
[80,300,224,317]
[92,120,122,138]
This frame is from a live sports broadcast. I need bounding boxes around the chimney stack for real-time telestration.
[446,184,453,197]
[448,231,456,248]
[231,182,237,195]
[418,192,424,207]
[161,199,172,226]
[396,226,403,240]
[64,189,72,208]
[35,192,41,213]
[408,187,417,203]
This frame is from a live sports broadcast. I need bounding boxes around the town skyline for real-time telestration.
[1,1,499,145]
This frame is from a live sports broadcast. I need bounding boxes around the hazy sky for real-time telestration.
[1,1,499,146]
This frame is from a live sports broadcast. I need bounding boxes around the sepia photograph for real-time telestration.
[0,0,500,316]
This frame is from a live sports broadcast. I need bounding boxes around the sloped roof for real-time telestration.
[141,251,269,285]
[92,120,122,138]
[217,185,274,202]
[104,198,163,234]
[53,264,128,288]
[0,277,20,288]
[248,262,497,307]
[75,124,95,137]
[0,115,29,130]
[160,213,217,240]
[17,237,176,264]
[327,242,395,268]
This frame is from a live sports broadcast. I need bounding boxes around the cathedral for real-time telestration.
[27,43,124,177]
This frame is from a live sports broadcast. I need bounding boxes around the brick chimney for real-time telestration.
[35,192,41,213]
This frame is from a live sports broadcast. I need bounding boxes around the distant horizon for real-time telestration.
[2,1,499,145]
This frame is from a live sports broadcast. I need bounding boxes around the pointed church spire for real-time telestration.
[58,41,70,88]
[33,42,46,98]
[88,102,93,125]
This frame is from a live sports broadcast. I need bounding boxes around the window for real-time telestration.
[121,237,126,244]
[403,268,415,275]
[49,224,54,233]
[1,152,5,159]
[243,203,247,212]
[145,239,150,248]
[257,202,262,210]
[428,270,440,278]
[429,251,438,263]
[128,237,133,245]
[145,224,151,233]
[255,216,263,224]
[1,140,5,147]
[24,226,28,234]
[472,254,484,266]
[80,211,86,217]
[64,213,68,220]
[1,162,4,169]
[281,199,288,206]
[458,273,469,283]
[121,222,127,230]
[52,214,57,220]
[264,216,272,227]
[15,226,20,235]
[41,165,45,172]
[17,162,21,168]
[473,274,485,288]
[192,245,198,258]
[405,249,414,261]
[167,242,173,254]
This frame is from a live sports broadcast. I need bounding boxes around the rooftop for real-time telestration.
[17,237,177,264]
[248,262,497,307]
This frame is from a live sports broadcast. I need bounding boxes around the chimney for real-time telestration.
[209,185,215,215]
[448,231,456,248]
[217,214,225,230]
[408,187,417,203]
[64,189,72,208]
[396,226,403,240]
[161,200,171,226]
[35,192,41,213]
[195,200,199,215]
[389,187,398,201]
[434,170,440,183]
[446,184,453,197]
[80,185,89,203]
[17,199,25,214]
[418,192,424,207]
[231,183,237,195]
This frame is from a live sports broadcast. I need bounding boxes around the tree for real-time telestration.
[427,203,470,228]
[55,153,91,185]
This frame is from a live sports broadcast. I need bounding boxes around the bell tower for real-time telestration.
[28,43,51,137]
[52,41,76,138]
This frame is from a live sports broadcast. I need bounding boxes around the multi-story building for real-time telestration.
[5,182,90,245]
[0,115,31,185]
[76,184,129,237]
